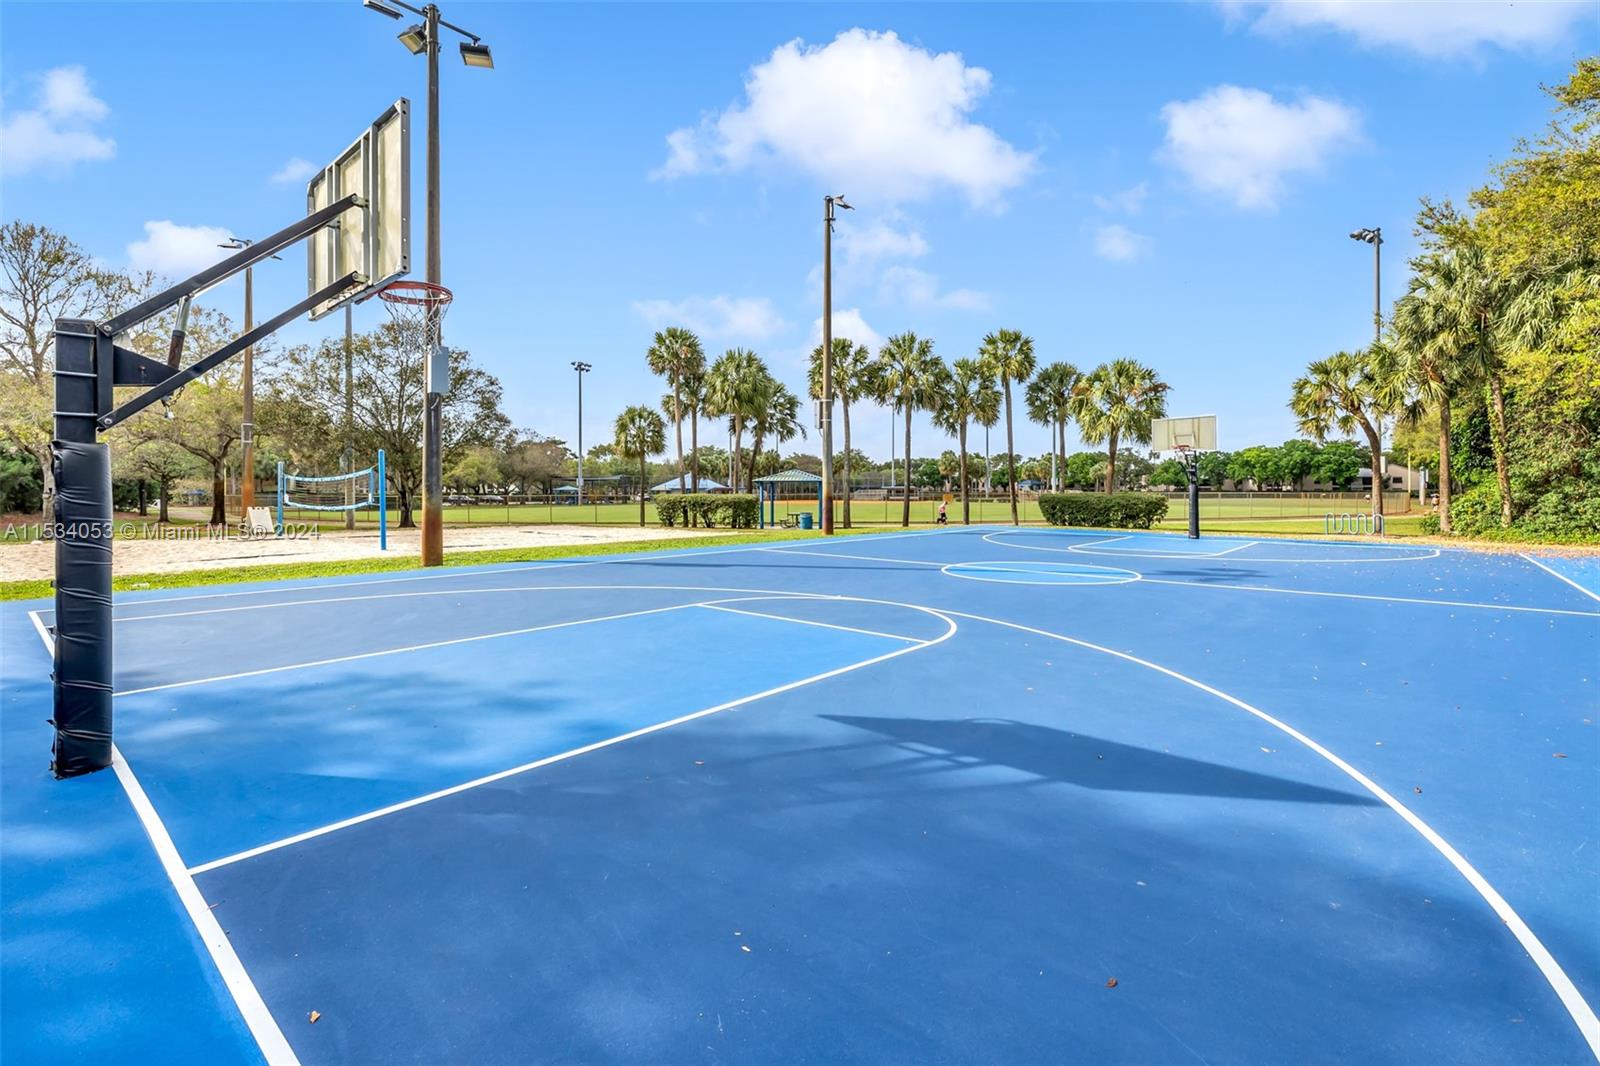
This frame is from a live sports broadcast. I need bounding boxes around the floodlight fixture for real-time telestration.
[397,22,428,54]
[834,195,853,211]
[460,41,494,68]
[363,0,404,19]
[1349,227,1382,245]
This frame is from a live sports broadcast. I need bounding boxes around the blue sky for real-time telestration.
[3,1,1595,462]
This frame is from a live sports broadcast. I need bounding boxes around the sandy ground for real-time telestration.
[0,522,736,582]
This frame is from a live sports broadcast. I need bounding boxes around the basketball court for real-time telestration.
[4,528,1596,1063]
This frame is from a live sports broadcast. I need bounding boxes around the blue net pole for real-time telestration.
[378,449,387,551]
[275,461,284,532]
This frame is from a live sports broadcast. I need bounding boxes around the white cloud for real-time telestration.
[655,29,1036,207]
[0,66,115,176]
[1092,181,1148,215]
[1093,224,1149,262]
[879,265,992,312]
[839,221,929,268]
[270,157,317,184]
[632,295,789,341]
[809,308,884,353]
[1159,85,1361,210]
[1219,1,1595,58]
[127,221,234,277]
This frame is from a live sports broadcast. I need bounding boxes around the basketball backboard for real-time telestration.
[307,99,411,320]
[1150,415,1218,452]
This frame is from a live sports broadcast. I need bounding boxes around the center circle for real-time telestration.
[940,560,1141,586]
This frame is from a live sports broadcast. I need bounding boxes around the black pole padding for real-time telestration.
[50,439,114,777]
[1186,452,1201,540]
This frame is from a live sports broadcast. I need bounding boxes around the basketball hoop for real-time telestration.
[376,280,453,339]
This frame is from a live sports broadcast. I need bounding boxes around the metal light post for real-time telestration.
[218,237,281,518]
[1350,226,1386,508]
[572,361,591,504]
[365,0,493,566]
[821,194,852,535]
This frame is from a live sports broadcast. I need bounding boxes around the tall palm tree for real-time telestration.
[614,404,666,526]
[749,376,806,482]
[1025,361,1081,491]
[978,329,1037,524]
[808,338,873,528]
[1289,350,1391,517]
[704,348,765,492]
[1069,359,1168,494]
[645,327,705,493]
[679,364,707,491]
[874,332,948,527]
[933,357,1001,524]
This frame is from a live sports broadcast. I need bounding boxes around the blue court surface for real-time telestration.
[3,527,1597,1064]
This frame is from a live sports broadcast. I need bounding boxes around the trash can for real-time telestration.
[799,513,813,530]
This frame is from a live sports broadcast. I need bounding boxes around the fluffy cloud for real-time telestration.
[839,221,930,268]
[1219,0,1595,58]
[1159,85,1361,210]
[1092,181,1148,215]
[809,308,883,353]
[1093,224,1150,262]
[632,295,789,341]
[270,157,318,185]
[127,221,234,277]
[879,266,991,311]
[655,29,1036,206]
[0,66,115,176]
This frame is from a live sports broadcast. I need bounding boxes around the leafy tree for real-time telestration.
[501,432,569,495]
[1227,445,1279,489]
[749,376,806,483]
[704,348,766,492]
[978,329,1037,524]
[1277,439,1320,489]
[1069,359,1168,493]
[271,324,511,527]
[614,404,666,525]
[937,449,960,488]
[1311,440,1363,490]
[1151,458,1187,489]
[932,356,1001,523]
[808,337,873,527]
[1025,361,1081,491]
[1291,351,1393,512]
[1064,451,1104,490]
[679,364,708,490]
[1112,449,1153,490]
[446,446,504,492]
[646,327,705,492]
[914,457,943,488]
[874,332,947,527]
[124,441,201,523]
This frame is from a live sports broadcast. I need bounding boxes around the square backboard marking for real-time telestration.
[1151,415,1218,452]
[307,99,410,320]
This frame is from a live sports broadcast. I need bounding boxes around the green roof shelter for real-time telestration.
[753,469,822,530]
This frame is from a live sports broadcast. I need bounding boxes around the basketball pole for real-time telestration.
[344,304,355,530]
[420,1,445,567]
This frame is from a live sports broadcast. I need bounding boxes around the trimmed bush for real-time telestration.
[1038,491,1167,529]
[656,493,758,530]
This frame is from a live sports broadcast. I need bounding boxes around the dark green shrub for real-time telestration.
[654,495,686,527]
[659,493,758,529]
[1038,491,1167,529]
[1418,512,1441,535]
[721,494,758,529]
[1447,483,1502,536]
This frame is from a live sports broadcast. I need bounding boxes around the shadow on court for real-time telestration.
[822,715,1378,806]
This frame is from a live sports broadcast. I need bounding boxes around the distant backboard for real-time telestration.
[1151,415,1218,452]
[307,99,410,320]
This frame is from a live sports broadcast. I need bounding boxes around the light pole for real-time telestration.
[365,0,493,566]
[821,194,852,535]
[572,361,591,505]
[217,237,281,518]
[1350,226,1386,505]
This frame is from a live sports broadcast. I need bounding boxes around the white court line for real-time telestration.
[1520,553,1600,605]
[1069,543,1442,564]
[25,614,299,1066]
[698,603,921,643]
[939,606,1600,1062]
[1139,577,1600,619]
[760,546,947,567]
[1209,540,1258,556]
[113,601,703,697]
[188,597,957,875]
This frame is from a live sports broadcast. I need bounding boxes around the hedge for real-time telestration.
[655,493,758,529]
[1037,492,1167,529]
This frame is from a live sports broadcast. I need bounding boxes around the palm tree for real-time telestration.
[678,364,707,491]
[750,376,806,482]
[645,327,705,493]
[933,357,1000,524]
[1289,350,1391,517]
[704,348,765,492]
[874,332,948,527]
[1069,359,1168,494]
[978,329,1037,524]
[808,338,873,528]
[1025,361,1081,491]
[614,404,666,526]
